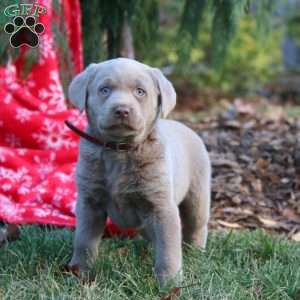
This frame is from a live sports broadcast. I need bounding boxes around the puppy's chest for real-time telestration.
[101,155,154,227]
[103,156,147,202]
[96,140,165,221]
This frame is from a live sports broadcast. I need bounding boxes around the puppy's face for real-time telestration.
[88,61,157,142]
[69,58,176,142]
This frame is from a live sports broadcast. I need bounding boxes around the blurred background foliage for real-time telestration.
[287,10,300,55]
[142,11,283,95]
[116,0,284,95]
[2,0,300,97]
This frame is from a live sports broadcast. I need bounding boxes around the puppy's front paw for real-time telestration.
[155,268,183,290]
[61,264,81,277]
[61,264,95,284]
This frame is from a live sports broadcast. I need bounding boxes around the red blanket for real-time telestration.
[0,0,134,237]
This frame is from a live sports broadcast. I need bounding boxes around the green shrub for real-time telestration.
[143,13,283,95]
[208,16,284,94]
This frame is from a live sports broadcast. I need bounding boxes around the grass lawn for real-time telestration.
[0,226,299,300]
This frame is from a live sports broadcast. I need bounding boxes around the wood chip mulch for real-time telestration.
[183,101,300,239]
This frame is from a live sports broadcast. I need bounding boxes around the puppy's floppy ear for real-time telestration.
[150,68,176,118]
[68,63,97,111]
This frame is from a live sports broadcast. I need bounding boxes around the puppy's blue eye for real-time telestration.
[135,88,146,97]
[99,87,111,96]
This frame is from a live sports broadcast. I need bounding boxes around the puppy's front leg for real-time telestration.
[150,204,182,287]
[69,197,106,271]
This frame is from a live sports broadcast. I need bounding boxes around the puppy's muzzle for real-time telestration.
[104,104,141,131]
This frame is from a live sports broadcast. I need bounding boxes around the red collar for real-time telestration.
[65,120,138,152]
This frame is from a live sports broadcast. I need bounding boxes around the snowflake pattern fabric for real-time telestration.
[0,0,135,237]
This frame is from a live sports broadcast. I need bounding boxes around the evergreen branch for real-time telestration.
[0,0,18,65]
[211,0,248,68]
[179,0,208,42]
[249,0,283,36]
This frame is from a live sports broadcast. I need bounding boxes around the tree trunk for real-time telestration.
[120,13,135,59]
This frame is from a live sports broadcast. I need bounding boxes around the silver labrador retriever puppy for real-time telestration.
[68,58,211,286]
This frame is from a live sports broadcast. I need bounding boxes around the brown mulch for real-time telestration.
[180,99,300,239]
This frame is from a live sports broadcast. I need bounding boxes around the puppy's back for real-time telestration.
[157,119,210,204]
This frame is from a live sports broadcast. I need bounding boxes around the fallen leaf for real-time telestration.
[233,99,255,115]
[255,158,269,170]
[212,158,240,169]
[269,174,280,184]
[139,248,149,259]
[243,120,256,129]
[217,220,242,229]
[257,216,278,227]
[6,224,20,241]
[0,224,20,247]
[61,264,81,277]
[291,231,300,242]
[281,178,290,184]
[160,287,181,300]
[251,179,263,192]
[242,208,254,216]
[282,208,300,223]
[232,196,242,205]
[265,105,284,121]
[223,120,241,129]
[60,264,95,285]
[116,247,129,255]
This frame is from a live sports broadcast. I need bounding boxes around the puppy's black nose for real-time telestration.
[114,107,130,118]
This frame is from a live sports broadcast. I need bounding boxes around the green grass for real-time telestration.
[0,227,300,300]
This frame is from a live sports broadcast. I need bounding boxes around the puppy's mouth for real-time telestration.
[98,122,142,139]
[99,123,138,132]
[102,124,136,131]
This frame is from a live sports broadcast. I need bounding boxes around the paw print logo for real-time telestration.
[4,16,45,48]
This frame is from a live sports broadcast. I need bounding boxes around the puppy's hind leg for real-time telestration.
[179,169,211,249]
